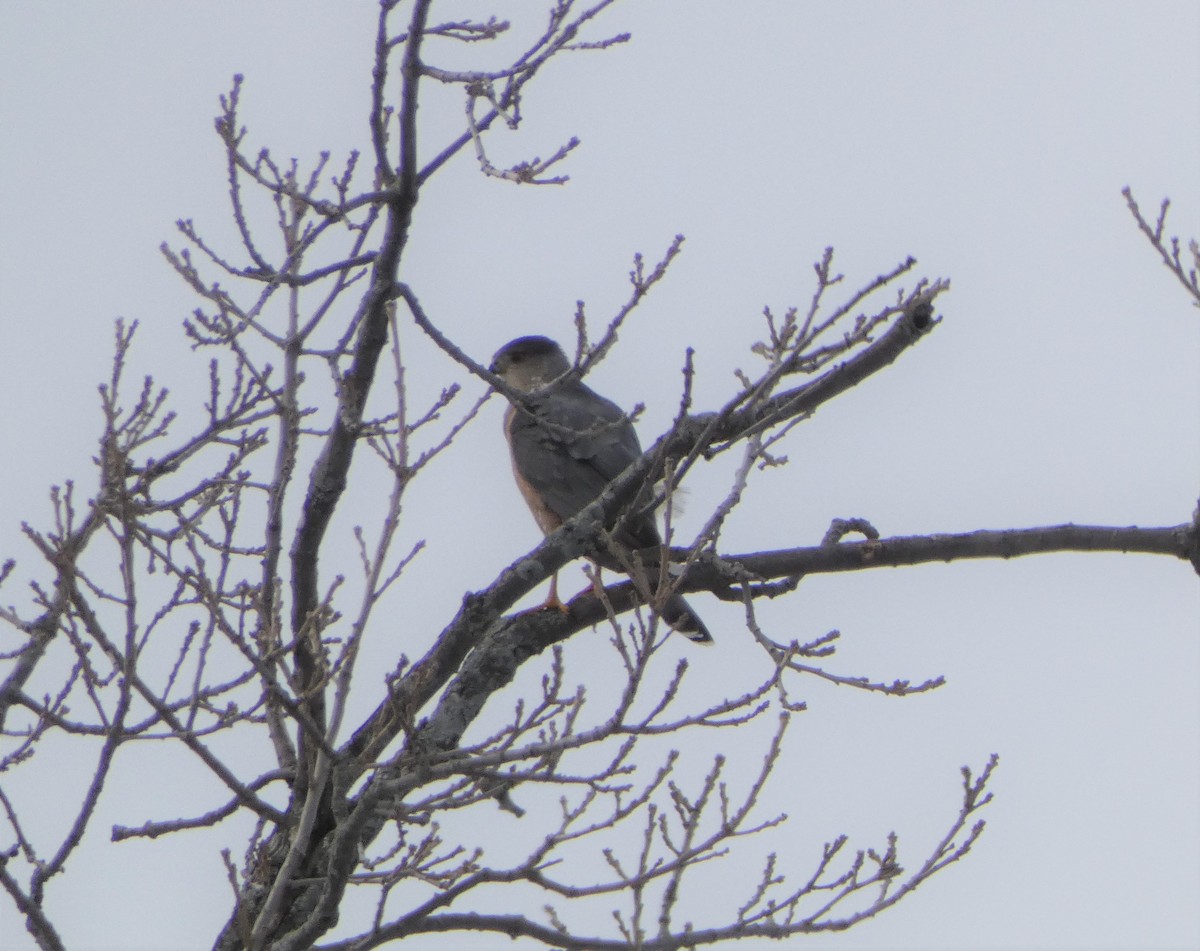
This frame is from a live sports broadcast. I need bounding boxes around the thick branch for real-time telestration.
[339,514,1195,829]
[695,521,1199,593]
[288,0,430,719]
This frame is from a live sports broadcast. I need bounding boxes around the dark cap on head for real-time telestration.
[490,336,571,389]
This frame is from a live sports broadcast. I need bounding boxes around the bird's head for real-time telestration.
[489,336,572,393]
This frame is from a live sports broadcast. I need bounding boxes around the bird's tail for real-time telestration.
[660,594,713,644]
[601,538,714,644]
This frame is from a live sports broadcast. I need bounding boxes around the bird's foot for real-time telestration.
[540,594,571,615]
[515,595,570,617]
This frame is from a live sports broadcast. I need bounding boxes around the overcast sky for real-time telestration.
[1,2,1198,950]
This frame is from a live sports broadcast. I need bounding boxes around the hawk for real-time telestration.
[490,336,711,643]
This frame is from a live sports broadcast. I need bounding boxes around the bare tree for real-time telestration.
[1,3,1196,950]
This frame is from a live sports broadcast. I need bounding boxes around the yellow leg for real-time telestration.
[541,573,569,614]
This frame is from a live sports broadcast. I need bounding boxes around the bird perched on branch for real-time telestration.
[489,335,711,644]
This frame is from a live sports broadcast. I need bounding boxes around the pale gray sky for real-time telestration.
[1,3,1198,949]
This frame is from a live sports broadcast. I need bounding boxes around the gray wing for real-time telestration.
[509,380,711,642]
[508,379,644,525]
